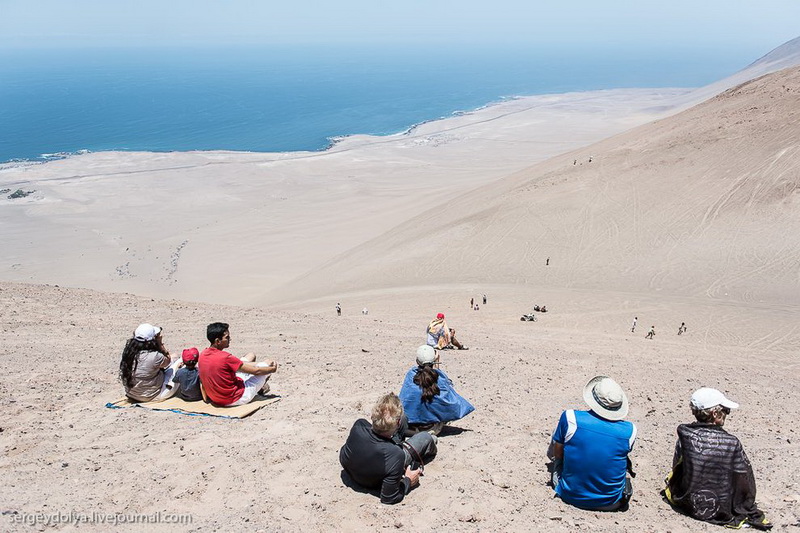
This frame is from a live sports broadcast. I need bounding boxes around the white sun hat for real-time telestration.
[583,375,629,421]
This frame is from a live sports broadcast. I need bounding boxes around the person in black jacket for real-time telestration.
[339,393,437,504]
[664,387,772,530]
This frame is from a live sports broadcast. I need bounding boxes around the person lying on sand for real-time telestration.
[547,376,636,512]
[399,345,474,436]
[119,323,182,403]
[198,322,277,407]
[426,312,468,350]
[339,393,437,504]
[663,388,772,530]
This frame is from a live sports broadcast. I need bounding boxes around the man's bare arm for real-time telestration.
[239,361,278,375]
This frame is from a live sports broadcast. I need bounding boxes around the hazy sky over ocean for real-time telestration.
[2,0,799,52]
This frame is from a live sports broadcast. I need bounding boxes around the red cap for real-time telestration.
[182,347,199,364]
[436,313,445,319]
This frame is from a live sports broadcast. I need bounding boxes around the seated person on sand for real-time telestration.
[547,376,636,512]
[399,345,475,435]
[663,388,772,530]
[339,393,438,504]
[120,323,182,403]
[174,348,203,402]
[426,312,468,350]
[198,322,277,407]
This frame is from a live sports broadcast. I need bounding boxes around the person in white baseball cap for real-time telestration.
[689,387,740,412]
[120,323,182,402]
[547,376,637,511]
[664,388,772,530]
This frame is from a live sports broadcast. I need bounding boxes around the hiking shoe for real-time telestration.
[428,422,445,436]
[258,383,271,396]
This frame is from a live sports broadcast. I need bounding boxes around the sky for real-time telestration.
[1,1,799,55]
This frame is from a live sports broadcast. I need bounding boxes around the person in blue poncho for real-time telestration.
[399,345,475,435]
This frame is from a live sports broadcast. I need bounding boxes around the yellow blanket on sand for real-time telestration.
[427,318,451,349]
[106,394,281,419]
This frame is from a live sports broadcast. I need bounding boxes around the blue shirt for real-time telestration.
[552,409,636,509]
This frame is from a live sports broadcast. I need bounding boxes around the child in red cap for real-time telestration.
[175,347,202,401]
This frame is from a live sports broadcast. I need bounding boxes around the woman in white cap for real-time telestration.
[119,323,182,402]
[398,345,475,435]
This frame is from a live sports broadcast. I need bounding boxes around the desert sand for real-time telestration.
[2,40,800,532]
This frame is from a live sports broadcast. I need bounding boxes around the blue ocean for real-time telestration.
[0,44,757,163]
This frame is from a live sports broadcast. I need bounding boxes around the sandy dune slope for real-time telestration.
[274,67,800,308]
[0,88,689,306]
[2,281,798,532]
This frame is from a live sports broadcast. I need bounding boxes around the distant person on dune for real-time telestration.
[677,322,687,335]
[339,393,438,504]
[426,313,467,350]
[336,303,341,316]
[664,388,772,530]
[198,322,277,406]
[631,316,637,333]
[483,294,487,305]
[119,323,182,403]
[399,345,474,435]
[548,376,636,512]
[646,326,655,340]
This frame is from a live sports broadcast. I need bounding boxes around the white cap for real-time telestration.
[416,345,437,365]
[690,387,739,410]
[134,323,162,342]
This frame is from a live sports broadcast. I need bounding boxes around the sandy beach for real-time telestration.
[2,39,800,532]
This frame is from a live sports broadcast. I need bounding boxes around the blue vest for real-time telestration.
[552,409,636,509]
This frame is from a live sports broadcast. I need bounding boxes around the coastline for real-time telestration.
[0,87,687,168]
[0,85,692,306]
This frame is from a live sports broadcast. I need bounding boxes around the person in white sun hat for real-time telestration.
[547,375,637,511]
[664,387,772,530]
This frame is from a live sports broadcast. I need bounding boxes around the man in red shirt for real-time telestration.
[198,322,278,406]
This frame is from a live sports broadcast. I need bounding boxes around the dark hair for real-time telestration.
[413,365,441,403]
[119,337,164,389]
[207,322,229,344]
[692,405,724,423]
[183,360,197,369]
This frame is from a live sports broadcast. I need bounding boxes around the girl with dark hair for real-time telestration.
[120,323,182,402]
[399,345,475,435]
